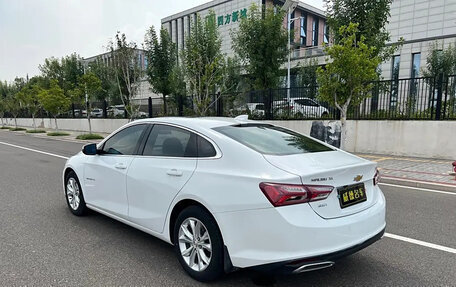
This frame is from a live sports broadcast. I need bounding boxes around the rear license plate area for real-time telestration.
[337,183,367,208]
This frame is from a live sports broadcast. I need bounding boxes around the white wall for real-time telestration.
[6,118,456,159]
[270,120,456,159]
[5,118,129,134]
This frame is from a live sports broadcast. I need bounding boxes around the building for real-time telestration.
[162,0,456,81]
[380,0,456,80]
[161,0,328,69]
[82,49,157,100]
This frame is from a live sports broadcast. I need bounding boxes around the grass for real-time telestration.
[76,133,104,140]
[9,127,27,131]
[26,129,46,134]
[0,126,11,129]
[47,131,70,136]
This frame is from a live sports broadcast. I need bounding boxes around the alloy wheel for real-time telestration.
[178,217,212,272]
[66,178,80,210]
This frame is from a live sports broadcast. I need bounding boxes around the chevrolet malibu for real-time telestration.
[63,117,386,282]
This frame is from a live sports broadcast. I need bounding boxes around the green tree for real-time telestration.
[181,11,228,115]
[422,42,456,118]
[16,80,43,130]
[5,94,21,129]
[39,53,84,98]
[231,4,288,90]
[317,23,381,149]
[88,61,118,103]
[69,72,102,134]
[0,99,5,127]
[325,0,398,60]
[422,42,456,78]
[144,26,177,115]
[38,80,71,130]
[296,58,319,98]
[108,32,143,120]
[0,81,13,126]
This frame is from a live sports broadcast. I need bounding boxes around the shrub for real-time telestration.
[76,133,104,140]
[9,127,27,131]
[47,132,70,136]
[26,129,46,134]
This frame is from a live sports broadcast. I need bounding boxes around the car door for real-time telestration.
[126,124,198,233]
[83,124,149,219]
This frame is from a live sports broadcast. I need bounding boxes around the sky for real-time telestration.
[0,0,324,82]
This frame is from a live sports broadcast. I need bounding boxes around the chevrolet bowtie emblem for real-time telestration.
[354,175,363,182]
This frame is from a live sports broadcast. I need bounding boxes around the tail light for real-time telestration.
[373,168,380,185]
[259,182,334,207]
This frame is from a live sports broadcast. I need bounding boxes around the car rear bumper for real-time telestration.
[252,227,385,274]
[215,189,386,268]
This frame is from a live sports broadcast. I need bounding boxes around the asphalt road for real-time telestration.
[0,130,455,286]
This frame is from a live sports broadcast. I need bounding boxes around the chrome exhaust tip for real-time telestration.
[292,261,335,273]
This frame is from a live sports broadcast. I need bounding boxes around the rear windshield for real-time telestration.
[213,124,333,155]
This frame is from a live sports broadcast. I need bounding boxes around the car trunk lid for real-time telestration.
[263,151,378,219]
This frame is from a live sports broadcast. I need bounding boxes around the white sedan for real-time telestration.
[63,116,385,282]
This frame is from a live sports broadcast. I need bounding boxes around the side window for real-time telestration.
[102,124,147,155]
[143,125,197,157]
[197,136,216,157]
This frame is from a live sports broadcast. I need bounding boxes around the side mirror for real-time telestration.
[82,143,98,155]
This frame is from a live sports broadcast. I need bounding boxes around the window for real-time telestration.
[391,55,401,109]
[391,55,400,79]
[312,17,319,46]
[295,99,319,107]
[143,125,196,157]
[300,14,307,46]
[323,23,329,44]
[255,104,265,111]
[411,53,421,78]
[213,124,333,155]
[102,124,147,155]
[197,136,216,157]
[143,124,216,158]
[290,12,295,43]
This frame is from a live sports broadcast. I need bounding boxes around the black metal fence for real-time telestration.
[7,75,456,121]
[207,74,456,120]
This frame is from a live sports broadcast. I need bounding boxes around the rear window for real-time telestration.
[213,124,333,155]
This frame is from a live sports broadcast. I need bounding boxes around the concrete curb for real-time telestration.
[380,176,456,193]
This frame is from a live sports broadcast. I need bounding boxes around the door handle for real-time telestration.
[114,163,127,170]
[166,169,183,177]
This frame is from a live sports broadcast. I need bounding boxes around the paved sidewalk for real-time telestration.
[358,153,456,191]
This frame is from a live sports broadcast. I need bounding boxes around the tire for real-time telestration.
[64,171,87,216]
[173,206,225,282]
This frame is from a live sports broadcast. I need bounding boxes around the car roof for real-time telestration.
[131,117,264,131]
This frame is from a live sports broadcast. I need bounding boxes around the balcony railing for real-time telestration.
[291,45,326,59]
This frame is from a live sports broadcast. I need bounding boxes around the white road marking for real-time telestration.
[379,182,456,196]
[385,233,456,254]
[381,176,456,188]
[0,141,69,160]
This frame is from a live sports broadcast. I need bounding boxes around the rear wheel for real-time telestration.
[65,171,87,216]
[173,206,224,282]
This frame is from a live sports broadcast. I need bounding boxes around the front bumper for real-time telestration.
[215,189,386,268]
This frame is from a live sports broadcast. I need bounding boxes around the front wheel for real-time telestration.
[173,206,225,282]
[65,171,87,216]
